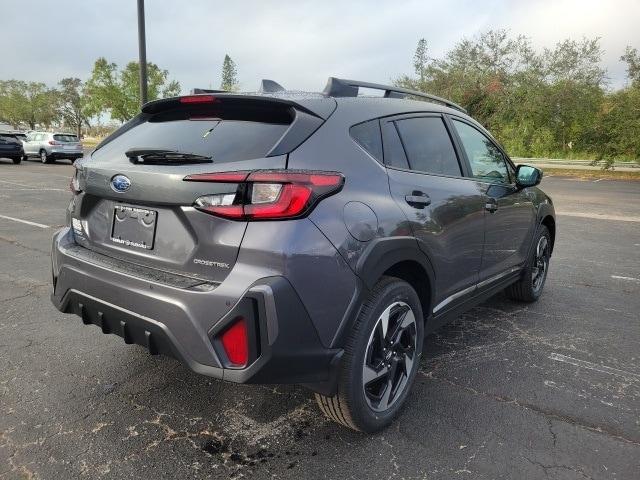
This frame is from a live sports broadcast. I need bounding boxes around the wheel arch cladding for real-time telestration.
[355,237,435,320]
[541,215,556,254]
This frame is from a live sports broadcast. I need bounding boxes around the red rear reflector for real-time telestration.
[179,95,217,104]
[220,317,248,367]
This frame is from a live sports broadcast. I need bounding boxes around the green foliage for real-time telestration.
[57,77,91,137]
[620,46,640,85]
[0,80,59,129]
[397,31,639,166]
[220,54,239,91]
[85,57,181,122]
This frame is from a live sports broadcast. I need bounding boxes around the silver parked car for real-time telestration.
[23,131,83,163]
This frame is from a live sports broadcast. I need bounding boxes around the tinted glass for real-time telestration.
[53,134,79,142]
[452,120,509,184]
[350,119,383,162]
[395,117,461,176]
[382,122,409,169]
[93,115,291,164]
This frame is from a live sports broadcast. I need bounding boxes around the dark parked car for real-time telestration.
[0,132,25,164]
[51,78,555,432]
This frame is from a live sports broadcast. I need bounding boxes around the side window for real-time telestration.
[350,119,383,162]
[381,122,409,169]
[394,117,461,176]
[452,120,509,184]
[505,160,516,183]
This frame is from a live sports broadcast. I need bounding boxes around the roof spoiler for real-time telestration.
[322,77,467,113]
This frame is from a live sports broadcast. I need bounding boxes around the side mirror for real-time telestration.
[516,164,542,188]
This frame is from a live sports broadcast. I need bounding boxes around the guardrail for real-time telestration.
[512,157,639,169]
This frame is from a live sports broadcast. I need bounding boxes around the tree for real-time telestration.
[220,54,238,91]
[85,57,181,122]
[58,78,91,137]
[621,46,640,86]
[0,80,58,129]
[589,46,640,166]
[413,39,429,83]
[395,31,613,160]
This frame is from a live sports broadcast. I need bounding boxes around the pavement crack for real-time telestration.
[421,371,640,447]
[547,418,558,448]
[0,235,49,254]
[523,456,595,479]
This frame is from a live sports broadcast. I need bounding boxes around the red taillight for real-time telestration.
[179,95,218,104]
[49,140,61,145]
[184,170,344,220]
[220,317,248,367]
[245,184,311,219]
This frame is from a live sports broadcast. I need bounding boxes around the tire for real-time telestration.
[505,225,551,302]
[40,149,51,164]
[12,157,21,164]
[315,276,424,432]
[22,155,28,162]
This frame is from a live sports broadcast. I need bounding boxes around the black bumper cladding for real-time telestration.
[52,275,342,392]
[57,289,225,378]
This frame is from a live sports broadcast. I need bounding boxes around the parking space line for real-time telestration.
[1,188,69,192]
[556,211,640,222]
[0,178,67,192]
[549,353,640,381]
[0,214,50,229]
[611,275,640,283]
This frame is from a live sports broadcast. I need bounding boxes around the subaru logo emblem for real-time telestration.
[111,175,131,193]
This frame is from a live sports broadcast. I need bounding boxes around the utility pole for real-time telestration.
[137,0,148,107]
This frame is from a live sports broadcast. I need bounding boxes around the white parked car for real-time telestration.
[23,132,83,163]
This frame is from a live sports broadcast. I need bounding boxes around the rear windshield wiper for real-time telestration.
[125,148,213,164]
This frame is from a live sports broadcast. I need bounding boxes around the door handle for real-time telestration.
[485,198,498,213]
[405,193,431,208]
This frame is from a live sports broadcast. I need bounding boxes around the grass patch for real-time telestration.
[543,168,640,181]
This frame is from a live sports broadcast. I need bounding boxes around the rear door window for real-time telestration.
[94,106,293,164]
[381,121,410,169]
[395,117,461,176]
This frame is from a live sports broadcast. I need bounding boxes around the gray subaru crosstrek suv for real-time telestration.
[51,78,555,432]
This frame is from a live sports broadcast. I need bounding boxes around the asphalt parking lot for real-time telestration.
[1,159,639,479]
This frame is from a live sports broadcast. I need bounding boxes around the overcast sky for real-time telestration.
[1,0,638,93]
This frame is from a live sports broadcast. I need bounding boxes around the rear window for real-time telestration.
[93,104,293,164]
[53,134,79,142]
[0,134,19,142]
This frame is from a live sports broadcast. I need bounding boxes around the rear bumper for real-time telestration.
[51,228,342,390]
[49,151,83,159]
[0,149,23,158]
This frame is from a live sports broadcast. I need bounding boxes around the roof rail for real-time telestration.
[259,79,286,93]
[322,77,467,113]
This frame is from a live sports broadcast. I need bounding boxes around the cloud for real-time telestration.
[1,0,637,92]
